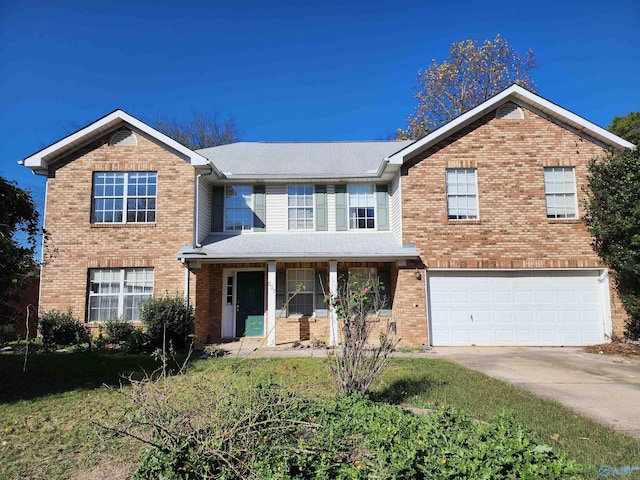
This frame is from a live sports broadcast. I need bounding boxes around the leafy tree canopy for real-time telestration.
[608,111,640,147]
[0,175,39,325]
[399,35,536,139]
[585,147,640,339]
[154,113,240,150]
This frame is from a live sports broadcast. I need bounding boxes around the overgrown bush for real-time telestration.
[104,317,135,343]
[124,328,150,353]
[328,275,399,395]
[585,148,640,339]
[96,379,580,479]
[39,309,91,347]
[140,295,194,349]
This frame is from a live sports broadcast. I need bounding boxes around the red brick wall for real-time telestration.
[401,106,626,339]
[40,127,195,330]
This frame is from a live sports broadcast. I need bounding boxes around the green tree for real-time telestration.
[400,35,536,139]
[608,112,640,147]
[0,175,39,326]
[585,147,640,339]
[154,113,239,150]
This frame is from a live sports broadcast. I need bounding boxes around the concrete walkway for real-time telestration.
[211,341,640,438]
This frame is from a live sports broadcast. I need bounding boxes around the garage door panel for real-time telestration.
[534,290,555,303]
[471,291,491,304]
[513,290,534,304]
[429,271,606,346]
[474,330,494,344]
[537,329,560,344]
[493,309,515,324]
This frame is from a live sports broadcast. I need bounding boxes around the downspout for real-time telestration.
[183,260,190,306]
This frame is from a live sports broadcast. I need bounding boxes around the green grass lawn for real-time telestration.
[1,353,638,479]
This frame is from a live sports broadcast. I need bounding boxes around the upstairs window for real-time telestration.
[88,268,153,322]
[288,185,314,230]
[92,172,157,223]
[225,186,253,231]
[348,184,375,229]
[544,167,577,219]
[446,169,478,220]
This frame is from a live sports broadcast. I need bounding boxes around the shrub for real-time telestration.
[328,274,399,395]
[585,148,640,339]
[104,317,135,343]
[39,309,90,347]
[140,295,194,349]
[100,382,580,479]
[124,328,149,353]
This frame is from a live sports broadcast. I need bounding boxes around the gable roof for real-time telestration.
[387,84,635,165]
[197,140,412,180]
[20,109,209,174]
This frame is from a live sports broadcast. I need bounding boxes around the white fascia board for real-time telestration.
[388,85,634,165]
[510,89,635,150]
[21,109,209,171]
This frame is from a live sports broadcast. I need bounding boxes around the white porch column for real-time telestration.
[267,261,277,346]
[329,261,338,346]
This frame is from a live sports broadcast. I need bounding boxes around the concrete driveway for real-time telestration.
[431,347,640,438]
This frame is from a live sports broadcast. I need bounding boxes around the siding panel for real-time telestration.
[198,178,212,242]
[390,173,402,243]
[266,185,287,232]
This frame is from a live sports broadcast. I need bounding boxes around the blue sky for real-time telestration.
[1,0,639,209]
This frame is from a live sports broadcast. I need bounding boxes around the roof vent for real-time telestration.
[496,102,524,120]
[109,129,138,147]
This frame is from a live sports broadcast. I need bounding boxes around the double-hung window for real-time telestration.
[288,185,313,230]
[446,169,478,220]
[340,267,392,315]
[225,186,253,231]
[348,184,375,229]
[92,172,157,223]
[88,268,154,321]
[544,167,577,219]
[281,269,328,317]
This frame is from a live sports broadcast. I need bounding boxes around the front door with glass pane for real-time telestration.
[235,271,265,337]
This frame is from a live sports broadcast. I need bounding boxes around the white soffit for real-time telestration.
[21,109,208,172]
[387,85,635,165]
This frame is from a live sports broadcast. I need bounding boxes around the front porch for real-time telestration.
[191,260,403,347]
[178,232,424,347]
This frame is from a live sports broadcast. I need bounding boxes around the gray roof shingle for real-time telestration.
[196,141,413,178]
[178,232,419,261]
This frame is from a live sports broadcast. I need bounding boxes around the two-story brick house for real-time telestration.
[21,85,634,347]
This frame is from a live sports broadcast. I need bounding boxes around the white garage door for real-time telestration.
[428,271,607,346]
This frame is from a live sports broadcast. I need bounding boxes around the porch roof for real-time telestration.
[177,232,419,262]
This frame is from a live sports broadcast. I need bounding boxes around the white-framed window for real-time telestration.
[92,172,157,223]
[284,269,328,317]
[225,186,253,231]
[88,268,154,322]
[348,267,377,283]
[287,269,315,316]
[446,169,478,220]
[287,185,314,230]
[341,267,392,316]
[348,184,375,229]
[544,167,577,219]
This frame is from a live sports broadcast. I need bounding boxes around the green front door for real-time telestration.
[236,271,265,337]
